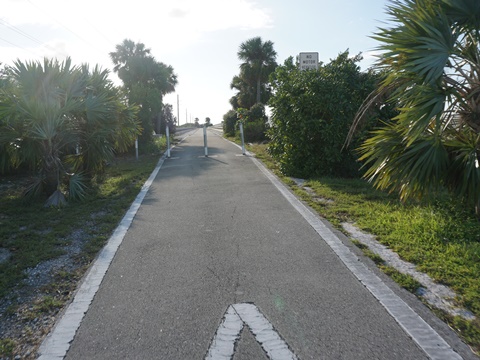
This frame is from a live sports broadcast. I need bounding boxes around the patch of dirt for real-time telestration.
[312,197,334,205]
[0,227,93,359]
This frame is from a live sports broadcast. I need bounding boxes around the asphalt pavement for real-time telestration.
[39,129,474,359]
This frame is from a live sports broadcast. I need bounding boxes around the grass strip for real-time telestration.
[246,142,480,354]
[0,136,170,357]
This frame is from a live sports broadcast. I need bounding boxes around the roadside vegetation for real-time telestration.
[1,0,479,357]
[350,0,480,216]
[0,137,168,358]
[110,39,177,141]
[228,0,480,352]
[246,142,480,353]
[0,38,178,358]
[223,36,277,143]
[268,51,394,178]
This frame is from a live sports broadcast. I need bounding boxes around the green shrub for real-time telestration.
[240,104,269,143]
[223,110,237,137]
[268,51,389,178]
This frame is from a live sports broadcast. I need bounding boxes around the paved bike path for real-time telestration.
[41,129,468,359]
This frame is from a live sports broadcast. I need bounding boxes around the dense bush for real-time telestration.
[0,58,140,205]
[268,52,386,178]
[223,110,237,136]
[239,103,269,143]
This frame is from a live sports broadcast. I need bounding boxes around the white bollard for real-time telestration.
[203,124,208,157]
[135,138,138,160]
[239,122,246,155]
[166,126,171,158]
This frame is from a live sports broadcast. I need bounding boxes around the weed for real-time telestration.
[0,153,162,301]
[351,239,368,250]
[351,240,385,265]
[428,308,480,355]
[380,265,423,293]
[34,296,63,314]
[0,338,16,357]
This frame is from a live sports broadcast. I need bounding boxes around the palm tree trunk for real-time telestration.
[44,166,59,197]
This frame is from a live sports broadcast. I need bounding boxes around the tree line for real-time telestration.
[0,39,177,206]
[225,0,480,216]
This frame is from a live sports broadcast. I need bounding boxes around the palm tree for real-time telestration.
[237,37,277,104]
[110,39,151,74]
[110,40,177,96]
[110,40,177,141]
[0,58,140,206]
[230,73,256,109]
[350,0,480,215]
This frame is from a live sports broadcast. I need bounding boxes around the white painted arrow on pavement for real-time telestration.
[205,303,298,360]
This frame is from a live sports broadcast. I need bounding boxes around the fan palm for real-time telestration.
[0,58,140,206]
[230,72,257,109]
[237,37,277,104]
[109,39,151,74]
[351,0,480,215]
[110,40,177,141]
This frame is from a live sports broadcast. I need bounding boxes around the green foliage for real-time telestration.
[231,37,278,108]
[0,338,15,357]
[302,176,480,318]
[0,152,163,300]
[354,0,480,214]
[380,265,423,293]
[110,39,177,144]
[447,316,480,355]
[68,173,88,201]
[238,104,269,142]
[0,58,141,205]
[33,295,63,314]
[268,52,381,178]
[156,104,176,135]
[223,110,237,136]
[230,73,257,109]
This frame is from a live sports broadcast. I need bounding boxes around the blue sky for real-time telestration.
[1,0,389,125]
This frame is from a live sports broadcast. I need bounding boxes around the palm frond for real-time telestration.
[68,173,88,201]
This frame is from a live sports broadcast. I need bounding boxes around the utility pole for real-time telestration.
[177,94,180,127]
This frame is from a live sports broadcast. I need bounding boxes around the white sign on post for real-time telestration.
[299,52,319,71]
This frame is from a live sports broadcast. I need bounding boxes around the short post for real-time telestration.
[166,126,171,158]
[203,124,208,157]
[135,138,138,160]
[239,122,246,155]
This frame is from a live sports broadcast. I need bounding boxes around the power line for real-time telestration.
[0,35,37,55]
[26,0,106,54]
[74,14,113,46]
[0,18,44,46]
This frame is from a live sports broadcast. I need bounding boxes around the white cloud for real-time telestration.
[0,0,273,70]
[2,0,272,47]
